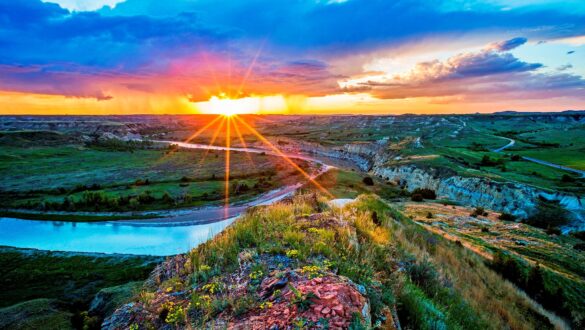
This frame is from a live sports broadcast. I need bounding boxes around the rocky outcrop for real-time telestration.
[373,165,585,222]
[104,253,372,330]
[266,137,389,171]
[89,282,144,318]
[234,273,370,329]
[373,165,539,218]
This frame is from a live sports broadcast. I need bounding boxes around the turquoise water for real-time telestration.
[0,217,235,256]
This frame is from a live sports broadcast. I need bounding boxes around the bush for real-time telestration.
[471,207,485,217]
[571,231,585,241]
[545,226,561,236]
[362,176,374,186]
[480,155,500,166]
[491,251,524,284]
[411,188,436,200]
[407,259,439,293]
[162,191,174,205]
[411,194,423,202]
[498,213,516,221]
[561,174,576,183]
[138,191,155,204]
[574,243,585,252]
[233,182,250,195]
[523,198,570,229]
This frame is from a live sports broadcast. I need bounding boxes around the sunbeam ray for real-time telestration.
[231,117,256,167]
[157,115,222,163]
[224,116,232,217]
[198,116,226,166]
[234,115,333,197]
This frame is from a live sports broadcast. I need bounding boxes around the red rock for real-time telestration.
[321,293,335,300]
[313,304,324,312]
[322,307,331,315]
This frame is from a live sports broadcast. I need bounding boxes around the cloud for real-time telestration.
[343,46,585,102]
[1,0,585,105]
[43,0,125,11]
[486,37,528,51]
[557,64,573,71]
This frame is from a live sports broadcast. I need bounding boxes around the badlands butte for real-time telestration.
[1,111,585,329]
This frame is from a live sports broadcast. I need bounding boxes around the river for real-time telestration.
[0,141,330,256]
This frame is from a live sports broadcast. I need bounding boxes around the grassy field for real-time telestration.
[309,168,404,200]
[116,193,561,329]
[401,201,585,325]
[0,140,312,212]
[0,246,161,329]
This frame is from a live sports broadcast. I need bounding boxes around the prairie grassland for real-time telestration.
[402,201,585,326]
[0,144,311,213]
[131,193,556,329]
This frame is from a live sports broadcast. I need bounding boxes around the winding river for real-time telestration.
[0,141,332,256]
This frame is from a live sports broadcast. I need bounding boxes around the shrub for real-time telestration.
[362,176,374,186]
[411,188,436,200]
[480,155,499,166]
[138,191,155,204]
[407,259,439,293]
[574,243,585,252]
[561,174,576,182]
[545,226,561,236]
[571,231,585,241]
[471,207,485,217]
[162,191,174,205]
[498,213,516,221]
[523,198,570,229]
[426,212,433,219]
[233,182,250,195]
[491,251,524,284]
[411,194,423,202]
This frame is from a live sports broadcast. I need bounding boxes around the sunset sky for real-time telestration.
[1,0,584,115]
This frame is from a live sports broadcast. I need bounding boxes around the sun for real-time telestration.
[198,94,261,116]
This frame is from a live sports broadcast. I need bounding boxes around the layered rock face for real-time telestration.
[324,139,585,223]
[373,166,540,218]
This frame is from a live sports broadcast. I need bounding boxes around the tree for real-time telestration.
[162,191,174,205]
[498,212,517,221]
[561,174,575,182]
[523,198,570,229]
[411,194,423,202]
[362,176,374,186]
[411,188,436,200]
[525,263,545,299]
[471,207,485,217]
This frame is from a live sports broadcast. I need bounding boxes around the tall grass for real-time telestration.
[143,193,559,329]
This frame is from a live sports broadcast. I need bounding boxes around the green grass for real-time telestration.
[0,144,310,212]
[120,193,557,329]
[0,246,161,308]
[310,168,403,199]
[517,149,585,171]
